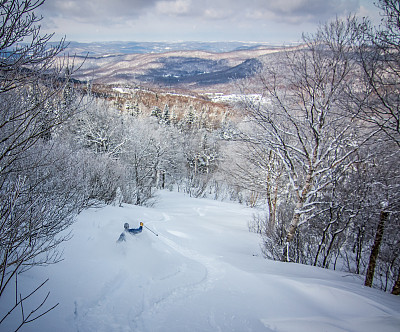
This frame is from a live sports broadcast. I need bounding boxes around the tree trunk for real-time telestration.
[285,169,314,243]
[364,210,389,287]
[286,211,302,243]
[282,210,302,262]
[266,189,276,231]
[391,267,400,295]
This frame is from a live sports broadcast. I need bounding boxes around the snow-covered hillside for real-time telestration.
[4,191,400,332]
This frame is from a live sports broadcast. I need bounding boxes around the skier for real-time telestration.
[117,222,143,242]
[125,222,143,234]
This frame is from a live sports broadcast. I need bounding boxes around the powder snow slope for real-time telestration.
[4,190,400,332]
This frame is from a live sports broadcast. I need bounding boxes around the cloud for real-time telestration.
[155,0,192,16]
[40,0,157,23]
[40,0,361,25]
[245,0,360,24]
[152,0,361,23]
[36,0,373,43]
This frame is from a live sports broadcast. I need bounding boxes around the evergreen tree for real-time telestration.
[162,104,171,125]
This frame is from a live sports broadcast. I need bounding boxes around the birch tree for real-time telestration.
[244,16,375,261]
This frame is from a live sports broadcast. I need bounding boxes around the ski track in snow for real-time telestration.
[160,235,225,289]
[129,259,207,331]
[130,213,226,331]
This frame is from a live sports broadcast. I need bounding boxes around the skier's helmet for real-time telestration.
[124,223,129,230]
[140,222,143,227]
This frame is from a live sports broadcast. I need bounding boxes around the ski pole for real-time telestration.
[144,225,158,236]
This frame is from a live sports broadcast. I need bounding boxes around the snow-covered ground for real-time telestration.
[205,93,271,106]
[4,191,400,331]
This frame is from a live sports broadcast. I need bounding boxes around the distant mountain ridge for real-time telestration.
[62,41,282,56]
[65,41,286,91]
[137,57,262,86]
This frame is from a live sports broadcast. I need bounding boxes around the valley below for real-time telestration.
[67,41,287,94]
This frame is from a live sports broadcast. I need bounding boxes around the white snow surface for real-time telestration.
[4,190,400,332]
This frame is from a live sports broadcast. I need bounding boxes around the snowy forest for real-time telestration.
[0,0,400,329]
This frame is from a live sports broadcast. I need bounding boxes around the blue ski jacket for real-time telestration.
[125,222,143,234]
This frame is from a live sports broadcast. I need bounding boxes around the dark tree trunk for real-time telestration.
[364,210,389,287]
[391,269,400,295]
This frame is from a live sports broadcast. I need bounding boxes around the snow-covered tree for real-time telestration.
[243,16,376,261]
[120,119,172,205]
[181,129,220,197]
[182,105,197,130]
[0,1,85,327]
[151,106,162,121]
[161,104,171,125]
[68,99,126,157]
[354,0,400,146]
[346,0,400,292]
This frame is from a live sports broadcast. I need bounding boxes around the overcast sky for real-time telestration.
[38,0,381,44]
